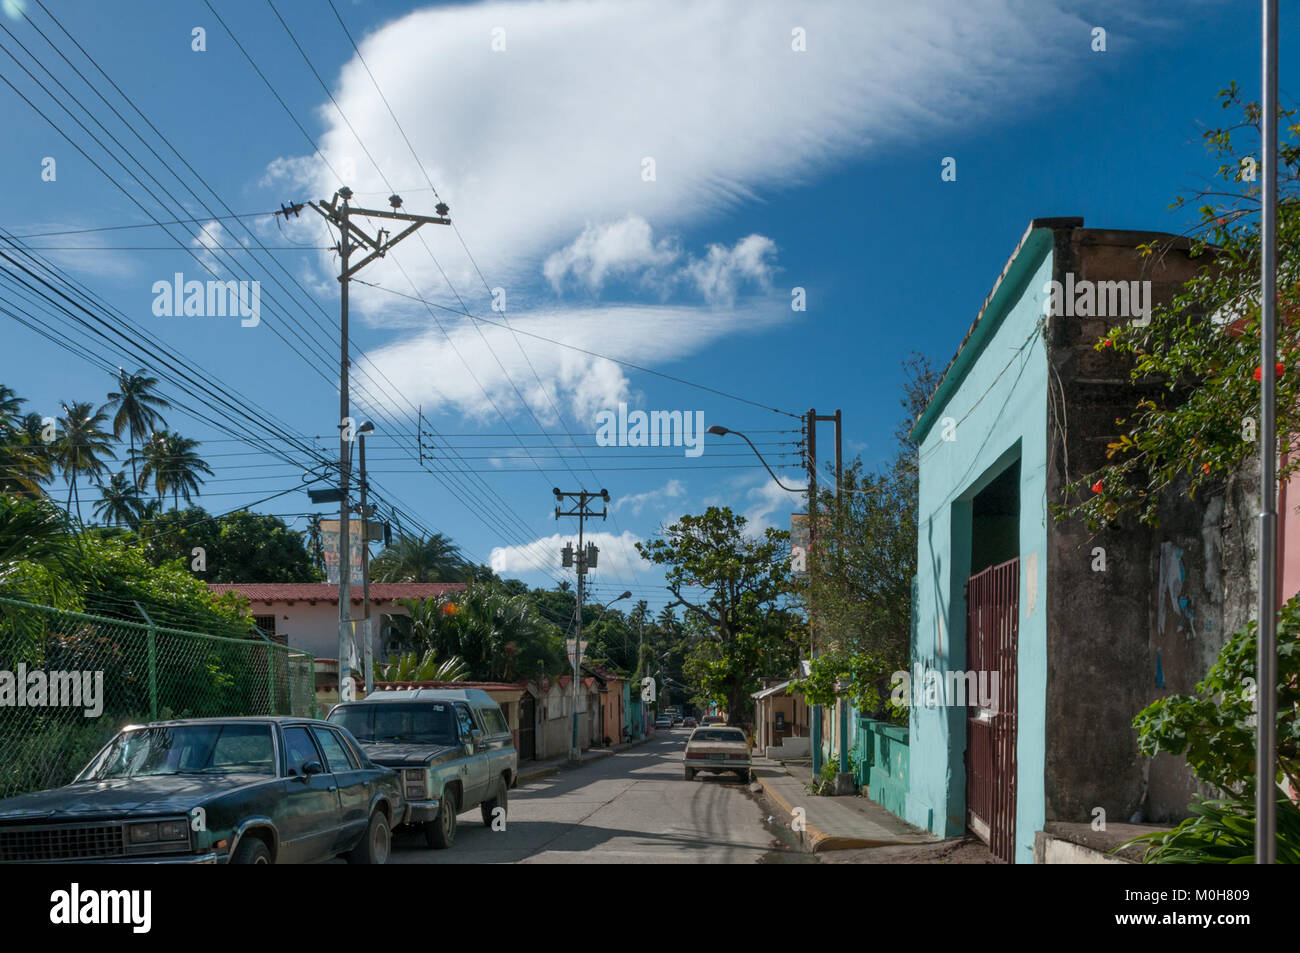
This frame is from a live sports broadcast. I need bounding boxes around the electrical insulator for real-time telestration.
[561,543,573,568]
[586,542,598,569]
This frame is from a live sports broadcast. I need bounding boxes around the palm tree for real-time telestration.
[0,494,72,583]
[104,368,169,489]
[375,649,469,683]
[136,430,212,510]
[0,388,52,497]
[52,401,115,524]
[369,532,464,582]
[93,471,145,529]
[0,384,23,428]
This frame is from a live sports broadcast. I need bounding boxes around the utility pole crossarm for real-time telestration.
[297,186,452,706]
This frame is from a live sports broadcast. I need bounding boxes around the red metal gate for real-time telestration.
[964,557,1018,863]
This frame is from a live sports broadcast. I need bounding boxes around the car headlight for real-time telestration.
[403,769,428,799]
[128,822,159,843]
[128,819,190,844]
[159,819,189,840]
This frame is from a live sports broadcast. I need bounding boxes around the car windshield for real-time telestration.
[80,724,276,779]
[329,702,458,746]
[691,729,746,743]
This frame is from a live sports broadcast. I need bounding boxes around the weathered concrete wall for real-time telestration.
[1042,228,1255,826]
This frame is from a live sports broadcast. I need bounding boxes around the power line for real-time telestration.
[14,2,577,590]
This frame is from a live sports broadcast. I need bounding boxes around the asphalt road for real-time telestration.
[388,729,795,864]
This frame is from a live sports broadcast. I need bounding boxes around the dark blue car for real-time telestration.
[0,716,405,864]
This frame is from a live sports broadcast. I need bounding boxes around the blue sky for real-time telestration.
[1,0,1294,610]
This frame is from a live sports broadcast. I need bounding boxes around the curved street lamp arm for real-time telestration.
[733,430,807,493]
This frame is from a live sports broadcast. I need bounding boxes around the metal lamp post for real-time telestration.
[708,414,844,781]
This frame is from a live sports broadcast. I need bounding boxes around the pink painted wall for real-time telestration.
[251,600,414,661]
[1281,460,1300,604]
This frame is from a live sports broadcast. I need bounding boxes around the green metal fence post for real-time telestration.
[268,644,277,715]
[135,601,158,721]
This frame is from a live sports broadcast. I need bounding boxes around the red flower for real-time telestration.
[1101,339,1113,348]
[1254,363,1287,381]
[1202,462,1211,474]
[442,603,458,616]
[1091,479,1103,494]
[1217,217,1227,225]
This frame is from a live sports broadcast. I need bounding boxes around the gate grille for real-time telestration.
[964,557,1018,863]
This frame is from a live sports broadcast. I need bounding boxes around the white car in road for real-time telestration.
[683,726,751,783]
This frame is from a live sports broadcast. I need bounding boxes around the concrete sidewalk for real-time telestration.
[752,756,939,852]
[516,736,650,785]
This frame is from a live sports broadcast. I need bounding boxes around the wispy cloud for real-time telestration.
[265,0,1142,424]
[616,478,685,515]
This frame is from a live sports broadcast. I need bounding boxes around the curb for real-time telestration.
[754,772,896,853]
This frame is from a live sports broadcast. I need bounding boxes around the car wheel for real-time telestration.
[684,767,696,781]
[480,778,507,827]
[347,809,392,865]
[231,836,271,865]
[736,768,751,783]
[425,787,458,849]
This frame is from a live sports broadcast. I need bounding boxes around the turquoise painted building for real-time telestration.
[906,219,1227,863]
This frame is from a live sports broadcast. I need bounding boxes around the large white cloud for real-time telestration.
[265,0,1138,421]
[490,529,647,576]
[352,298,790,424]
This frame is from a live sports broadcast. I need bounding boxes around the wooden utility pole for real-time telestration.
[306,188,450,703]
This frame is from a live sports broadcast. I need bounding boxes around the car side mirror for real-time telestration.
[470,729,484,750]
[303,760,324,776]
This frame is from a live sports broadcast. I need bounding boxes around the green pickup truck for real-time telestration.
[328,688,517,849]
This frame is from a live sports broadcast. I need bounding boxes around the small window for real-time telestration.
[253,615,284,645]
[454,704,477,741]
[480,707,508,735]
[283,726,324,776]
[311,726,358,772]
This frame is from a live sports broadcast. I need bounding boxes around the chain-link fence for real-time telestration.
[0,596,315,800]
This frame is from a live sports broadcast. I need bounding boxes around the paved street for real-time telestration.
[389,730,804,864]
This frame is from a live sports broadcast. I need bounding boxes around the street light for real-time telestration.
[707,420,837,778]
[706,425,805,492]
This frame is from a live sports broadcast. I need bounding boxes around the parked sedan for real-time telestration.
[682,717,698,729]
[683,726,751,783]
[0,717,404,864]
[654,716,673,731]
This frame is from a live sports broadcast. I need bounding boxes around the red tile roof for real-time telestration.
[208,582,466,605]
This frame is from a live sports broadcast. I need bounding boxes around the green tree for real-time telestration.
[93,471,145,530]
[0,494,73,589]
[792,353,940,718]
[136,430,212,509]
[53,400,115,524]
[141,507,321,582]
[104,368,169,490]
[636,506,802,728]
[369,532,464,582]
[0,388,52,497]
[395,584,564,681]
[376,649,470,683]
[1061,85,1300,527]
